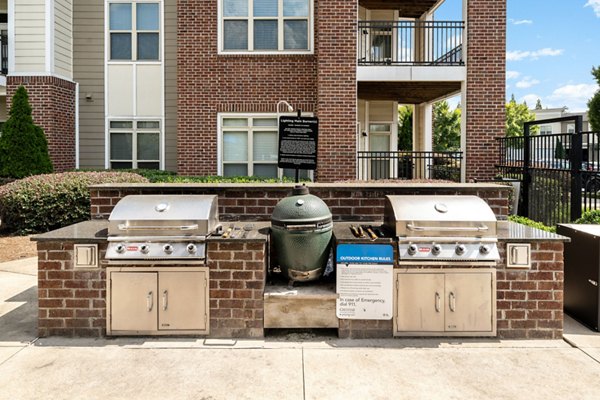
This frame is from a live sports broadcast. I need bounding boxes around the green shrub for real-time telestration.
[0,86,53,178]
[75,168,176,183]
[575,209,600,224]
[154,175,302,184]
[508,215,556,233]
[0,171,148,234]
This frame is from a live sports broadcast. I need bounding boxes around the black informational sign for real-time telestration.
[278,116,319,170]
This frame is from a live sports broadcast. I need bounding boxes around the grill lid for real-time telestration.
[108,195,219,237]
[271,185,333,230]
[384,195,497,238]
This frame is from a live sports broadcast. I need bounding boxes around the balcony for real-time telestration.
[358,20,464,66]
[357,151,463,182]
[357,20,465,102]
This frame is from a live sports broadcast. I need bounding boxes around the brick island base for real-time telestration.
[34,221,566,339]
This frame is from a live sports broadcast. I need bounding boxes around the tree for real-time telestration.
[506,95,538,138]
[535,99,543,110]
[0,86,53,178]
[555,138,566,160]
[433,100,461,151]
[588,66,600,132]
[397,105,413,151]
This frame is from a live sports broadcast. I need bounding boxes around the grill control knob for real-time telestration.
[432,244,442,256]
[116,244,126,254]
[140,245,150,254]
[455,244,466,256]
[187,243,197,254]
[407,244,418,256]
[479,245,491,255]
[163,244,174,255]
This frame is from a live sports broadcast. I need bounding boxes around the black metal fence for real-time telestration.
[357,20,464,66]
[496,116,600,226]
[357,151,462,181]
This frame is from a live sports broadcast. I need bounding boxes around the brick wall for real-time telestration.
[7,76,77,172]
[496,241,564,339]
[208,241,266,338]
[315,0,357,181]
[177,0,318,176]
[89,183,511,221]
[465,0,506,182]
[339,320,393,339]
[37,242,107,337]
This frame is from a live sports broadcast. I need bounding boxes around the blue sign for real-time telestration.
[336,244,394,264]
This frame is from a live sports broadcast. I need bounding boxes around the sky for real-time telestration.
[436,0,600,112]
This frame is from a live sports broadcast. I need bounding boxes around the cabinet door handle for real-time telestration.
[162,290,168,311]
[435,292,441,313]
[147,291,153,312]
[449,292,456,312]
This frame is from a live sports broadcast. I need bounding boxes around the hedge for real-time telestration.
[508,215,556,233]
[0,171,148,234]
[575,209,600,224]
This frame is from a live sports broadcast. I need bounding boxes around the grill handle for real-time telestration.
[406,223,489,233]
[118,224,199,231]
[283,223,330,231]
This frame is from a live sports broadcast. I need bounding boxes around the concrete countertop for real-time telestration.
[499,221,569,242]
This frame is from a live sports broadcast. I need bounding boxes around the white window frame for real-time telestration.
[107,0,161,62]
[218,0,314,55]
[108,120,162,169]
[540,125,553,135]
[217,113,314,179]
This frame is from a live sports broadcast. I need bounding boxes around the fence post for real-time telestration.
[570,116,584,222]
[520,123,531,217]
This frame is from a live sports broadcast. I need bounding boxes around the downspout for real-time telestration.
[75,82,79,169]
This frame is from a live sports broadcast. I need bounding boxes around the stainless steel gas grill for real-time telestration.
[384,195,499,337]
[384,195,500,264]
[105,195,220,264]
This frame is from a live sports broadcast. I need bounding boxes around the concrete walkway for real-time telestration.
[1,257,600,400]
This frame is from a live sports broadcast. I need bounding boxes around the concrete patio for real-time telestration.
[1,257,600,400]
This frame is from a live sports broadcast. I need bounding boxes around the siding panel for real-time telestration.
[14,0,46,73]
[54,0,73,78]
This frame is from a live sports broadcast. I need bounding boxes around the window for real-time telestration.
[109,120,161,169]
[369,123,391,179]
[220,114,311,179]
[567,124,575,134]
[220,0,312,52]
[109,2,160,61]
[540,125,552,135]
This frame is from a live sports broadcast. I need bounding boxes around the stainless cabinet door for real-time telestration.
[110,272,158,332]
[396,273,445,332]
[158,271,207,331]
[445,272,493,332]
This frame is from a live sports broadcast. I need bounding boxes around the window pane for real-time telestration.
[137,121,160,129]
[111,132,133,160]
[284,20,308,50]
[254,20,278,50]
[137,33,159,60]
[283,168,310,179]
[224,20,248,50]
[253,118,277,127]
[137,132,160,160]
[111,162,133,169]
[283,0,308,17]
[223,132,248,161]
[253,131,277,161]
[111,33,132,60]
[223,118,248,127]
[110,3,132,30]
[370,124,391,132]
[224,164,248,176]
[370,135,390,152]
[223,0,248,17]
[110,121,133,129]
[254,164,278,178]
[254,0,278,16]
[137,162,160,170]
[137,3,159,30]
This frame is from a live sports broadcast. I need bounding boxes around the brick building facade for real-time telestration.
[7,0,506,182]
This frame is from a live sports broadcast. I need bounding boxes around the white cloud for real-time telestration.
[585,0,600,17]
[547,83,599,111]
[507,70,521,80]
[519,94,541,107]
[511,19,533,25]
[516,77,540,89]
[506,48,564,61]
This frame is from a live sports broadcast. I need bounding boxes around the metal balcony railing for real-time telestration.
[357,151,463,181]
[357,20,464,66]
[1,30,7,75]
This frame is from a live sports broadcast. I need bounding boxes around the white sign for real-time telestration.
[336,263,393,320]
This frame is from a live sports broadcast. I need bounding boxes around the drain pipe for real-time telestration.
[75,82,79,169]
